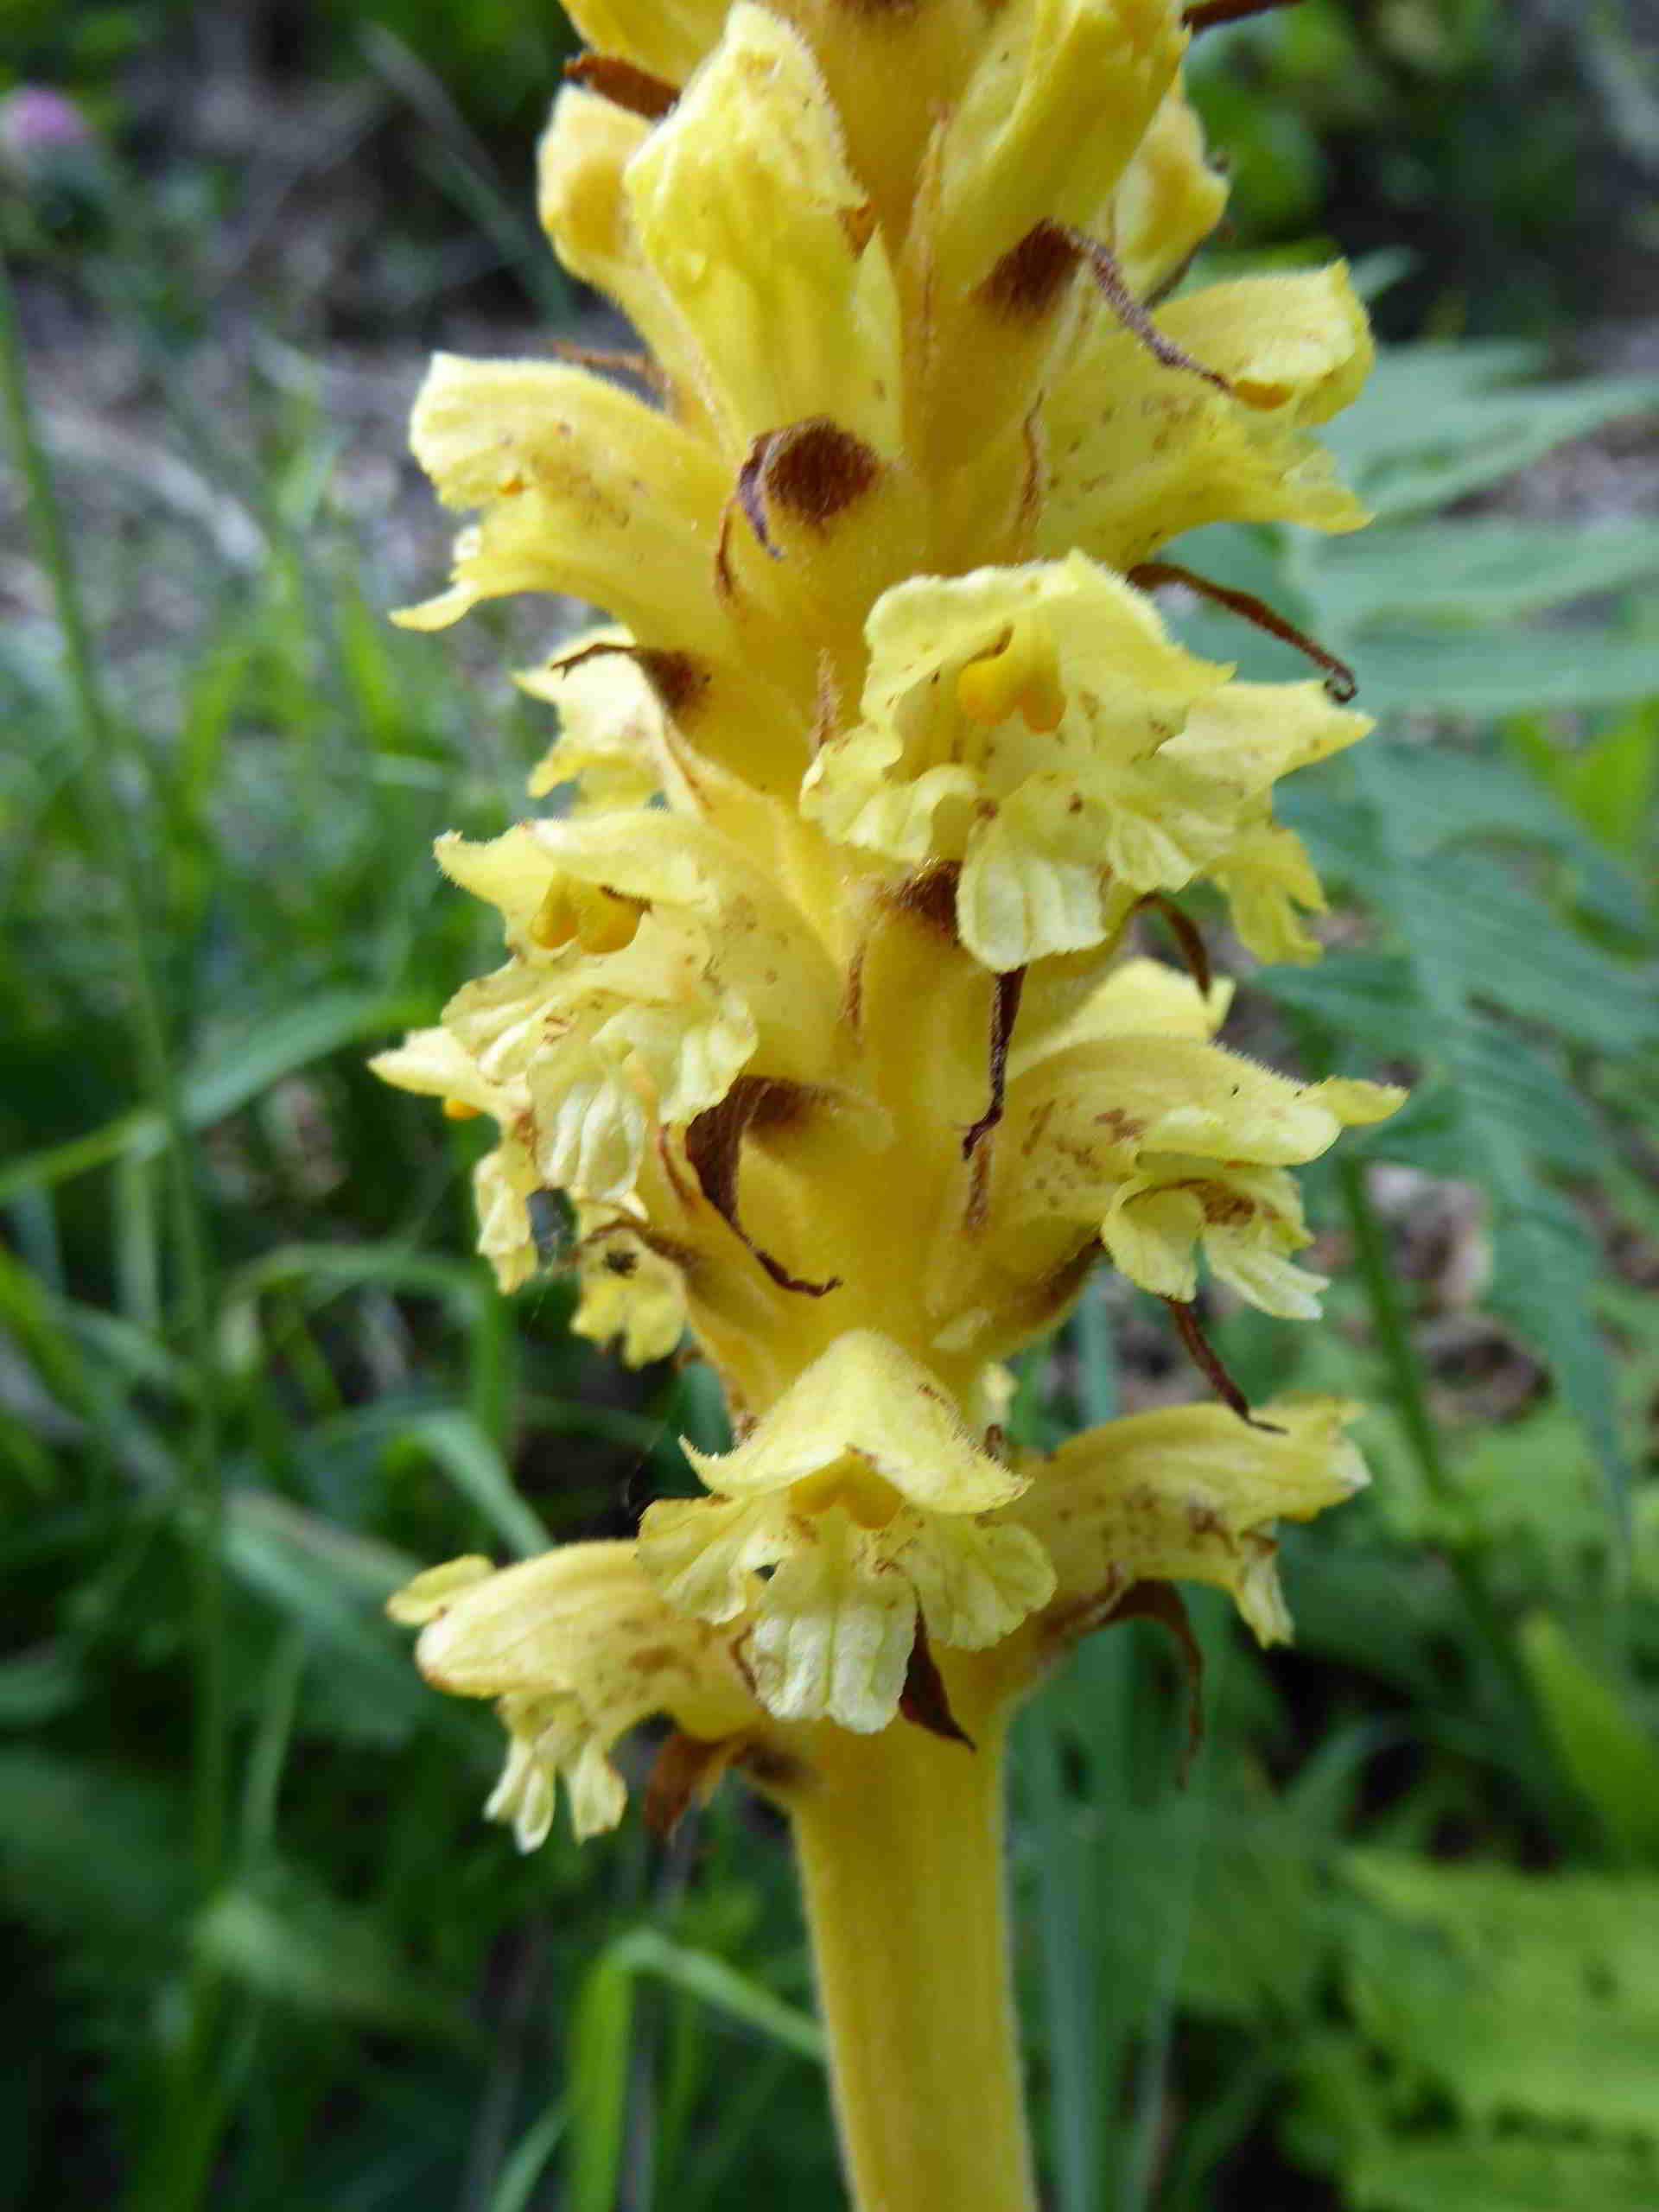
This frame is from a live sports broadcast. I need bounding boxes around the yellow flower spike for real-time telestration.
[636,1330,1056,1732]
[391,1543,763,1844]
[376,0,1402,2197]
[1040,263,1374,570]
[1005,1396,1371,1648]
[626,5,905,463]
[394,356,733,649]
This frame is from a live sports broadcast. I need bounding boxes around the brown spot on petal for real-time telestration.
[563,52,679,121]
[546,637,713,726]
[979,219,1082,321]
[761,419,884,537]
[893,860,963,939]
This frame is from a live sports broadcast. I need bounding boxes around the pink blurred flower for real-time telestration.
[0,86,95,172]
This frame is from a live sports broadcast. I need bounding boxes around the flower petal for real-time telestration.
[1040,264,1373,570]
[395,355,729,645]
[394,1542,760,1844]
[744,1504,918,1732]
[681,1330,1026,1512]
[887,1510,1057,1652]
[1007,1396,1370,1644]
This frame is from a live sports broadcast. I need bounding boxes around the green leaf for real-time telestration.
[1339,1853,1659,2139]
[0,1747,189,1947]
[392,1408,550,1559]
[1330,360,1659,519]
[0,988,426,1203]
[1320,519,1659,629]
[195,1877,472,2042]
[1354,628,1659,716]
[1517,1614,1659,1864]
[1342,2131,1659,2212]
[1286,747,1637,1527]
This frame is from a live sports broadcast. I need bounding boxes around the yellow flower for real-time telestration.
[987,991,1402,1318]
[1039,264,1373,572]
[429,810,846,1206]
[802,551,1365,970]
[390,1545,760,1844]
[1006,1395,1370,1646]
[636,1331,1055,1732]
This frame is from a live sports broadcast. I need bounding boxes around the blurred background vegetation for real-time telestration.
[3,3,1659,2208]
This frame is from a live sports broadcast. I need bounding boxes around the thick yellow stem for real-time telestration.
[784,1694,1037,2212]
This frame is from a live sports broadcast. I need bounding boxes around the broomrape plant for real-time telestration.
[374,2,1402,2202]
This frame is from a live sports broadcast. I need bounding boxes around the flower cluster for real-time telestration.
[378,0,1399,1843]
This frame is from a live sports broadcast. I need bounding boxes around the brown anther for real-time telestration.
[963,967,1027,1160]
[685,1081,842,1297]
[1138,893,1212,999]
[1065,229,1233,394]
[1164,1298,1286,1433]
[563,52,679,122]
[898,1618,976,1749]
[1184,0,1303,31]
[1128,562,1357,702]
